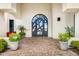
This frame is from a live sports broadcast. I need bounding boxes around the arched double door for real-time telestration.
[32,14,48,37]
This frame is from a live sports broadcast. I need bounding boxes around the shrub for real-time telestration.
[9,33,20,42]
[71,41,79,49]
[0,39,7,52]
[0,44,4,52]
[0,39,7,47]
[19,31,26,39]
[18,25,26,38]
[0,39,7,46]
[58,33,70,42]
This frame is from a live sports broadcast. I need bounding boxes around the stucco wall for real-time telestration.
[65,13,74,27]
[21,3,52,37]
[75,11,79,37]
[52,4,66,38]
[0,3,11,9]
[52,4,74,39]
[0,3,74,38]
[0,12,16,37]
[0,12,6,36]
[4,12,15,33]
[63,3,79,12]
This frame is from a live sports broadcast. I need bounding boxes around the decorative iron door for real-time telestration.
[32,14,48,37]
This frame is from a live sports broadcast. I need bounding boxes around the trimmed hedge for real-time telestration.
[71,41,79,49]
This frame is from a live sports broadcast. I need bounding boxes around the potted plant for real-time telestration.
[58,33,70,50]
[9,33,20,50]
[18,25,26,39]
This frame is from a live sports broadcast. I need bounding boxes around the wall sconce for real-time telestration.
[57,17,61,21]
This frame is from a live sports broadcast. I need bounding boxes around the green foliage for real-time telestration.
[0,39,7,47]
[0,39,7,52]
[9,33,20,42]
[19,31,26,39]
[18,25,26,38]
[65,26,75,37]
[18,25,26,32]
[71,41,79,49]
[58,33,70,42]
[0,45,4,52]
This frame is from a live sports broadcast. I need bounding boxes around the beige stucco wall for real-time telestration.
[21,3,52,37]
[0,3,75,38]
[63,3,79,13]
[7,13,15,32]
[52,4,66,38]
[0,12,16,37]
[52,3,74,38]
[14,3,21,19]
[0,3,18,37]
[63,3,79,10]
[0,3,11,9]
[0,12,6,36]
[75,11,79,37]
[65,13,74,27]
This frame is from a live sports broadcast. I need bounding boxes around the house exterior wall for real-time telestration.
[0,3,12,9]
[21,3,52,37]
[4,12,15,32]
[0,12,6,36]
[52,4,74,38]
[63,3,79,13]
[75,11,79,37]
[52,4,66,38]
[0,3,75,39]
[65,13,74,27]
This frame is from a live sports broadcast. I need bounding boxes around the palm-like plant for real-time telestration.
[71,26,75,36]
[65,26,75,37]
[18,25,26,32]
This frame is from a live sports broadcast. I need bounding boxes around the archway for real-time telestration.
[32,14,48,37]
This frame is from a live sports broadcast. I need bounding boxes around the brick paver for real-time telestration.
[0,37,78,56]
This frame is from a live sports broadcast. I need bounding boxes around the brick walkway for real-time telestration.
[0,37,78,56]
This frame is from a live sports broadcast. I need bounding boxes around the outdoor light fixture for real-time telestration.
[57,17,61,21]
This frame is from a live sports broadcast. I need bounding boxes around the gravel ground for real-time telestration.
[0,37,78,56]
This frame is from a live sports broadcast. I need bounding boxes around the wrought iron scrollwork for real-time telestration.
[32,14,48,37]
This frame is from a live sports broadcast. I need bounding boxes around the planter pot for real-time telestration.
[59,41,69,50]
[9,41,19,50]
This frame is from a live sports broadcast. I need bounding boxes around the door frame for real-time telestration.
[32,14,48,37]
